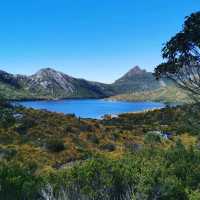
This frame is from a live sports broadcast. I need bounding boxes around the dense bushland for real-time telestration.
[0,102,200,199]
[1,143,200,200]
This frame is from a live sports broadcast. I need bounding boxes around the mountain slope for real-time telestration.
[0,70,21,88]
[108,86,190,103]
[26,68,115,98]
[0,68,115,100]
[111,66,164,94]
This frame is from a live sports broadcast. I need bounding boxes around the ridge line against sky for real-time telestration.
[0,0,199,83]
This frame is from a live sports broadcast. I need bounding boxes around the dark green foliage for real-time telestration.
[102,103,200,135]
[1,144,199,200]
[155,12,200,99]
[100,143,116,152]
[0,162,42,200]
[144,132,161,145]
[2,144,199,200]
[46,138,65,152]
[49,157,137,200]
[156,176,187,200]
[0,146,17,160]
[0,107,15,129]
[41,143,200,200]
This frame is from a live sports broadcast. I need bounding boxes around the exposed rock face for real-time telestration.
[26,68,76,96]
[30,68,74,90]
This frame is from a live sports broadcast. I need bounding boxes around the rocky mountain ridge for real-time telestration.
[0,66,167,100]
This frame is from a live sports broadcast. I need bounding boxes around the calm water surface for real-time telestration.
[17,99,165,119]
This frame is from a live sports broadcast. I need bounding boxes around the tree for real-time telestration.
[154,12,200,100]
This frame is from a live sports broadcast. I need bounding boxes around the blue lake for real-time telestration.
[17,99,165,119]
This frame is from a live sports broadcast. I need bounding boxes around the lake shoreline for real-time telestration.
[9,96,106,102]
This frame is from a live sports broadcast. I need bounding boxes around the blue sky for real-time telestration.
[0,0,200,83]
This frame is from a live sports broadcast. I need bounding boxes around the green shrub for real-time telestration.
[87,133,99,144]
[46,138,65,152]
[100,143,116,152]
[0,162,42,200]
[144,132,161,146]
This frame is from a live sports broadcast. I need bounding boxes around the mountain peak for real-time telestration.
[114,65,152,85]
[126,66,146,76]
[36,67,59,75]
[33,68,69,79]
[113,65,162,93]
[116,66,147,82]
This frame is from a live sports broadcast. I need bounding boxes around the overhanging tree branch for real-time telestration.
[154,11,200,102]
